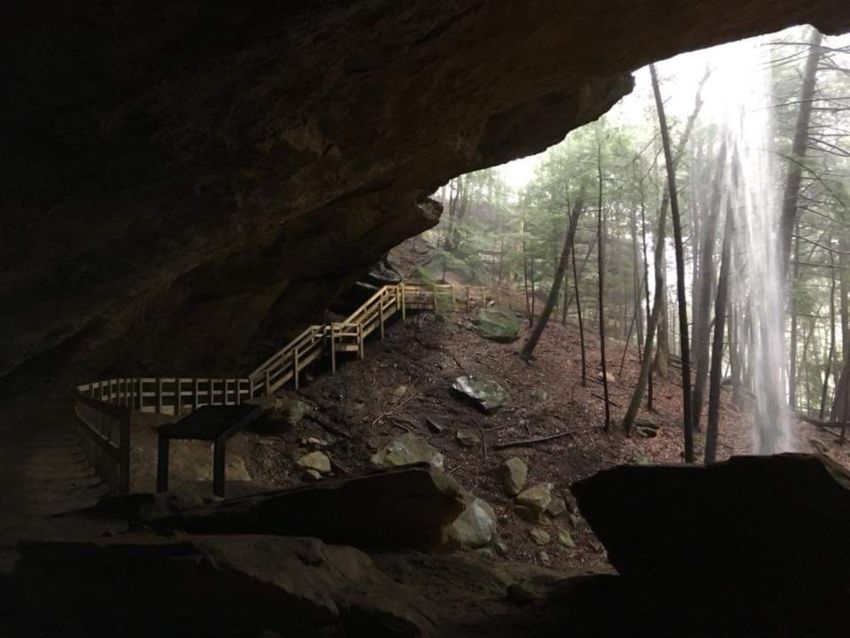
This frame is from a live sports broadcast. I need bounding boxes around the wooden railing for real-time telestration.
[248,324,326,396]
[73,390,131,495]
[74,282,487,493]
[73,376,251,495]
[76,376,252,415]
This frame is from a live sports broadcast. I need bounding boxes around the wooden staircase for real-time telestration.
[247,282,456,395]
[72,281,483,495]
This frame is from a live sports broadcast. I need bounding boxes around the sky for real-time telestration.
[500,25,850,191]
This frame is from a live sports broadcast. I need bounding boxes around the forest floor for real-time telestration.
[234,271,849,572]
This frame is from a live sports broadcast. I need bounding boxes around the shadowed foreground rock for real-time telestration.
[572,453,850,636]
[9,457,850,637]
[146,464,466,550]
[12,535,433,637]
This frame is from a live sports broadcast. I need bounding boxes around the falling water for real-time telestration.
[713,38,794,453]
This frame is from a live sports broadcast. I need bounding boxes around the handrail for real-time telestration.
[72,389,131,495]
[72,281,485,492]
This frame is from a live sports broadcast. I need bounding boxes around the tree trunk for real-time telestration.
[521,191,585,360]
[653,197,670,379]
[639,179,654,409]
[522,218,532,323]
[622,188,669,434]
[820,247,838,420]
[596,127,612,431]
[789,224,801,408]
[780,28,823,274]
[651,63,695,461]
[705,206,734,463]
[572,225,588,387]
[728,301,743,407]
[630,198,645,354]
[691,143,726,431]
[563,242,594,313]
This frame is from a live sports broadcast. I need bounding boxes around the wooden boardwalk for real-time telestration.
[73,282,486,494]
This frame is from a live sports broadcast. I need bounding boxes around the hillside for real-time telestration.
[223,282,844,572]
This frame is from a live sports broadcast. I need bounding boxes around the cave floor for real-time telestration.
[0,398,119,573]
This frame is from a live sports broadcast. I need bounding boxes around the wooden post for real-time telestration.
[433,284,438,311]
[331,325,337,375]
[379,288,385,339]
[193,378,199,410]
[249,376,256,400]
[294,348,300,390]
[156,378,163,414]
[358,323,365,360]
[156,433,170,494]
[174,379,181,415]
[212,438,227,498]
[236,379,242,405]
[401,284,407,320]
[224,379,230,406]
[118,407,131,495]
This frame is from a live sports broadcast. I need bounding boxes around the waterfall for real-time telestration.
[712,38,794,454]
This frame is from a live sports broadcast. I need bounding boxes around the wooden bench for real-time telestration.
[156,404,262,497]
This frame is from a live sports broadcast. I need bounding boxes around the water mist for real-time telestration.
[713,38,794,453]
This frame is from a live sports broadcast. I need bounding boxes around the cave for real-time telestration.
[3,2,850,637]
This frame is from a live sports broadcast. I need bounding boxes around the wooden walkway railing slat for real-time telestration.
[73,282,488,494]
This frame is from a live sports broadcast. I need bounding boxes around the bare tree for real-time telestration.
[651,62,695,461]
[780,28,823,274]
[705,207,734,463]
[596,126,612,431]
[572,227,588,386]
[521,189,586,360]
[691,143,726,431]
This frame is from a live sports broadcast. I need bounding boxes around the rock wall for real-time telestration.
[3,1,850,390]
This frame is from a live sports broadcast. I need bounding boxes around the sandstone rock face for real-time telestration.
[4,2,850,389]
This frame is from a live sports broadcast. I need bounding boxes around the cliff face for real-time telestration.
[2,1,849,388]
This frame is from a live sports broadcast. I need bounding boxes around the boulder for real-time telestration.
[425,416,446,433]
[12,535,431,637]
[455,429,481,448]
[500,457,528,496]
[528,527,551,545]
[254,395,310,427]
[530,388,549,402]
[450,375,509,414]
[297,451,332,475]
[370,433,445,470]
[571,454,850,633]
[444,496,497,549]
[557,528,576,549]
[474,306,521,342]
[546,496,567,518]
[516,483,553,519]
[391,385,408,398]
[148,465,465,551]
